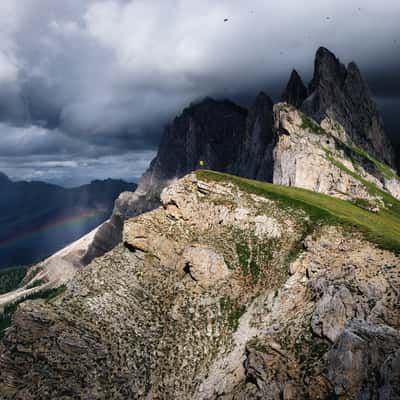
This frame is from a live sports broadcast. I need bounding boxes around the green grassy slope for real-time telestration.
[196,170,400,253]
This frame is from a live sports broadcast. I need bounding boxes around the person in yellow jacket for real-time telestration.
[199,159,204,168]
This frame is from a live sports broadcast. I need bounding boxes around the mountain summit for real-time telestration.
[281,69,307,108]
[301,47,395,166]
[83,47,399,265]
[143,97,247,185]
[0,48,399,399]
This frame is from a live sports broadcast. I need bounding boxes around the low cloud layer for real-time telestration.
[0,0,399,185]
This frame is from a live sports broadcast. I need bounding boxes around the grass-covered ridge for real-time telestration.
[324,150,400,217]
[330,136,397,181]
[196,170,400,253]
[300,114,326,135]
[349,144,396,180]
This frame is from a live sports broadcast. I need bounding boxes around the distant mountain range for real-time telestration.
[0,172,135,268]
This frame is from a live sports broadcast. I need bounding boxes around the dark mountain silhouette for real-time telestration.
[0,174,135,268]
[281,69,307,108]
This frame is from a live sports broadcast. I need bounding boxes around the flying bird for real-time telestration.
[224,18,228,22]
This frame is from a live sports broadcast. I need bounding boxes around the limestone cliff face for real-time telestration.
[273,103,400,203]
[1,174,399,399]
[301,47,395,167]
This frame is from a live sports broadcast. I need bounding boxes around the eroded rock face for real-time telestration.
[0,175,399,400]
[302,47,395,167]
[326,321,400,399]
[311,285,359,343]
[83,182,163,264]
[228,225,400,400]
[273,102,400,202]
[61,48,400,270]
[14,47,397,295]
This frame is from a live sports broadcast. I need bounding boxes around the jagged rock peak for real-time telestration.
[249,92,274,109]
[182,96,248,117]
[143,97,248,184]
[302,47,396,167]
[281,69,307,108]
[309,46,347,92]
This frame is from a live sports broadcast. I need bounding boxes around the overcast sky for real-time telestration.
[0,0,399,186]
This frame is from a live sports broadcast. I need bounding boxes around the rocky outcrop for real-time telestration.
[182,245,231,287]
[301,47,395,167]
[0,174,399,399]
[82,181,161,264]
[273,102,400,202]
[326,321,400,399]
[230,224,400,400]
[281,69,307,108]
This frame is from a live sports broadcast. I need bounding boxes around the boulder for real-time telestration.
[182,245,231,287]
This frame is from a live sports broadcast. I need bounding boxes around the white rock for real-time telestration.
[182,245,231,287]
[254,215,282,239]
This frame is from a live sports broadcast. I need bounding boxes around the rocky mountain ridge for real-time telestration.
[8,47,397,305]
[84,48,399,265]
[0,172,399,399]
[1,47,400,399]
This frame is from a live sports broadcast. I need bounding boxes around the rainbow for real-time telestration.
[0,208,109,248]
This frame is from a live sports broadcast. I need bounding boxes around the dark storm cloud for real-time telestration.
[0,0,399,184]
